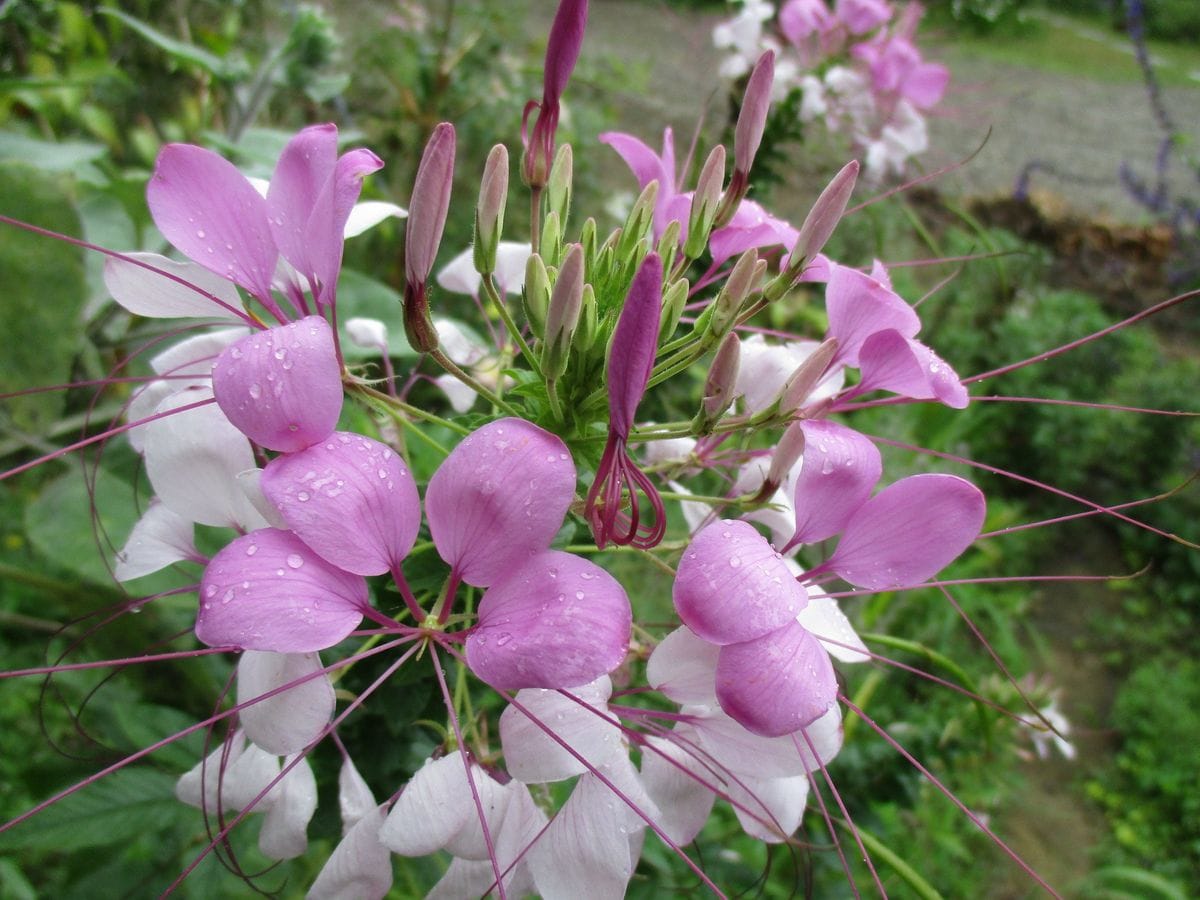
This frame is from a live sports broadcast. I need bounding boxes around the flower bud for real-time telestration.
[707,249,760,341]
[775,337,838,419]
[474,144,509,277]
[684,145,726,259]
[616,180,659,264]
[404,123,456,291]
[547,142,573,227]
[522,252,551,338]
[734,51,774,180]
[659,277,688,342]
[543,243,584,380]
[760,420,805,499]
[580,216,598,270]
[540,210,562,268]
[787,159,858,277]
[694,332,741,434]
[656,218,681,267]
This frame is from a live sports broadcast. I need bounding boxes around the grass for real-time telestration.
[931,9,1200,88]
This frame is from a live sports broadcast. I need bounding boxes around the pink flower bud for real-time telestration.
[474,143,509,275]
[405,123,456,290]
[543,243,584,379]
[734,51,775,180]
[789,160,858,273]
[211,316,343,452]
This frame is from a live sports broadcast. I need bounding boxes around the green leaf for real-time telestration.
[97,9,246,81]
[24,467,183,597]
[0,131,105,173]
[0,164,87,434]
[0,767,187,852]
[335,269,415,361]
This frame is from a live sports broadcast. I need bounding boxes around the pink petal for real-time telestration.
[788,419,882,547]
[147,143,277,302]
[237,651,334,755]
[426,418,575,587]
[716,621,838,737]
[826,474,986,589]
[673,519,808,646]
[103,252,247,320]
[904,61,950,109]
[499,676,622,783]
[646,626,719,707]
[309,147,385,304]
[856,329,968,408]
[261,432,420,576]
[307,807,392,900]
[259,754,318,860]
[467,550,631,690]
[266,124,338,286]
[607,253,663,436]
[709,200,798,269]
[824,262,920,367]
[196,528,368,652]
[114,501,196,581]
[599,131,668,190]
[379,754,511,860]
[211,315,343,452]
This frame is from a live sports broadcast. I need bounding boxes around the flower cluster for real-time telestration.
[713,0,949,180]
[4,1,1056,897]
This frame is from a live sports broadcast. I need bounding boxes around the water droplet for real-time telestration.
[729,556,742,569]
[204,584,218,597]
[377,468,388,479]
[821,458,834,475]
[224,242,233,251]
[221,588,235,604]
[297,491,311,502]
[245,544,258,556]
[274,348,287,360]
[248,383,262,399]
[196,229,206,239]
[574,590,585,600]
[496,632,513,647]
[230,347,243,359]
[275,568,285,576]
[281,357,294,370]
[288,424,299,432]
[286,554,304,569]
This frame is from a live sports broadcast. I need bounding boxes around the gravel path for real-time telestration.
[564,1,1200,224]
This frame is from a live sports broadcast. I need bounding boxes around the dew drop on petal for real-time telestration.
[286,554,304,569]
[248,383,262,399]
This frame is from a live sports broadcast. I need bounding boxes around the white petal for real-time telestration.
[435,247,482,296]
[175,730,279,813]
[149,328,248,376]
[694,704,843,779]
[434,374,479,414]
[236,468,288,530]
[306,807,392,900]
[379,754,510,859]
[143,387,267,529]
[237,651,334,755]
[104,252,246,320]
[113,501,196,581]
[528,755,657,900]
[433,318,487,366]
[796,589,870,663]
[500,676,622,784]
[338,756,377,832]
[646,627,719,707]
[643,436,696,467]
[344,317,388,350]
[343,200,407,238]
[259,754,318,860]
[639,728,718,845]
[727,773,809,842]
[126,380,178,454]
[493,241,533,295]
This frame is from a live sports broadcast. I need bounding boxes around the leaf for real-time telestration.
[0,164,87,434]
[24,467,183,596]
[0,132,106,173]
[335,269,416,361]
[97,9,247,81]
[0,768,188,852]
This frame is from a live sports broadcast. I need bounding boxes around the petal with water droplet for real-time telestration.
[426,418,575,587]
[468,551,631,690]
[788,419,881,547]
[673,519,808,645]
[716,621,838,737]
[196,528,368,652]
[211,316,343,452]
[261,432,420,575]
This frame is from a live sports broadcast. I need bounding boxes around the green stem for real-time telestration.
[429,349,523,417]
[483,274,541,376]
